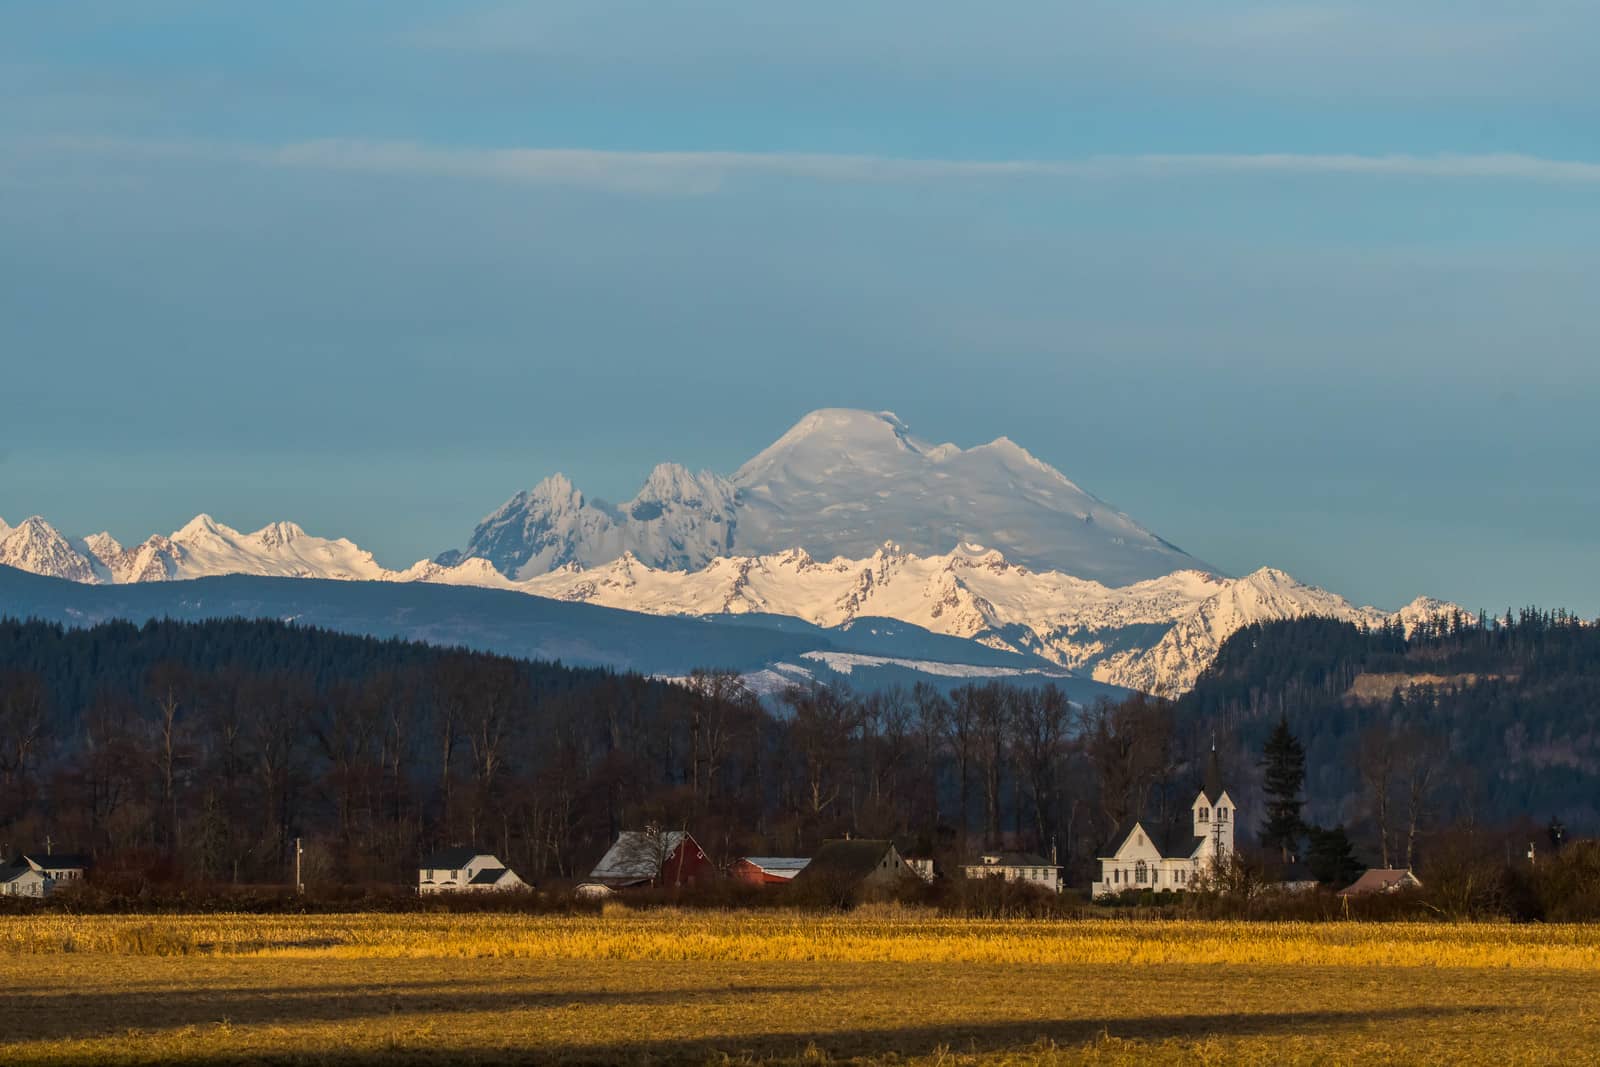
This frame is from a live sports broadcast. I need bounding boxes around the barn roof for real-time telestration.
[741,857,811,873]
[791,839,895,886]
[589,830,696,885]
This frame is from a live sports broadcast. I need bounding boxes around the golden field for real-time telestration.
[2,910,1596,1064]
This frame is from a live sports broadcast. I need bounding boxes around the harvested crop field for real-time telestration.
[2,912,1595,1064]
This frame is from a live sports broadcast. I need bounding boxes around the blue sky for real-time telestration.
[2,1,1597,613]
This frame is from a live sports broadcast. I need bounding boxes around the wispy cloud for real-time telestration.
[21,136,1600,195]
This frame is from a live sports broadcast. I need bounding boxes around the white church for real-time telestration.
[1091,751,1235,897]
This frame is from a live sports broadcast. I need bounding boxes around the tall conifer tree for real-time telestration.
[1260,714,1306,862]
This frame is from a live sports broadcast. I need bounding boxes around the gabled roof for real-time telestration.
[420,847,492,869]
[468,867,509,885]
[15,853,91,871]
[589,830,696,885]
[1338,868,1422,896]
[791,839,897,886]
[1102,818,1205,861]
[740,857,811,872]
[0,866,43,885]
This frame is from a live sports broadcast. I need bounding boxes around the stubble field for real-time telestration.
[1,911,1595,1065]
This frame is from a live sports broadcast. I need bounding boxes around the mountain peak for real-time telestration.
[0,516,98,583]
[526,473,580,506]
[256,521,306,549]
[446,407,1209,586]
[175,513,230,539]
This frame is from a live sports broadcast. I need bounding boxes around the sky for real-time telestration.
[1,1,1597,614]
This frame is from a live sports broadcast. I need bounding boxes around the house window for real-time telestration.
[1199,807,1209,823]
[1135,861,1148,884]
[1113,868,1120,884]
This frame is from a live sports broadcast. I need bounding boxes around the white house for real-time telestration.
[417,848,527,894]
[962,851,1063,893]
[0,866,51,897]
[1092,751,1236,897]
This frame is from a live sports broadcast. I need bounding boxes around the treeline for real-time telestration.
[2,611,1597,897]
[0,618,1191,888]
[1184,608,1600,849]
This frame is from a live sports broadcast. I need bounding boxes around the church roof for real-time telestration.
[1101,817,1207,861]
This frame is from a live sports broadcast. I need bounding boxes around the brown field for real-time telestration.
[2,911,1595,1064]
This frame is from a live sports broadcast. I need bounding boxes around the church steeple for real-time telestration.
[1191,739,1234,862]
[1203,741,1223,805]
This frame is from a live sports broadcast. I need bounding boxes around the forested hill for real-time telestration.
[1183,610,1600,839]
[0,616,624,717]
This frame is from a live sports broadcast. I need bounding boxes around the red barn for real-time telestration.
[589,830,716,889]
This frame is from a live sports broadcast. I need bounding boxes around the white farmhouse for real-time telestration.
[417,848,527,894]
[962,851,1063,893]
[1092,752,1236,897]
[0,866,51,897]
[1,852,91,898]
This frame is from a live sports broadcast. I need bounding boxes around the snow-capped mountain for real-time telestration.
[0,516,99,584]
[0,407,1461,695]
[0,514,389,586]
[441,409,1204,587]
[0,511,1459,695]
[436,466,739,579]
[509,543,1457,695]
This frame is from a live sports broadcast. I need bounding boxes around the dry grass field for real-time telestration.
[2,910,1596,1064]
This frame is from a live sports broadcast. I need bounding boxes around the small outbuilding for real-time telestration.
[732,856,810,885]
[417,848,527,894]
[1338,868,1422,897]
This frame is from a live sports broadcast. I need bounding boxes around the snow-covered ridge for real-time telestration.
[0,513,390,587]
[0,515,1459,696]
[439,408,1206,587]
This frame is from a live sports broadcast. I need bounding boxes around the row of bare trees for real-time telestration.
[0,617,1476,889]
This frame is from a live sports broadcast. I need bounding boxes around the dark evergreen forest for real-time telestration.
[1185,608,1600,865]
[0,610,1595,891]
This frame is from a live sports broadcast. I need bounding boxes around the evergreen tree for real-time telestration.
[1259,714,1306,861]
[1306,824,1362,886]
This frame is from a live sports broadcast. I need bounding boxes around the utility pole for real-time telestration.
[294,837,304,895]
